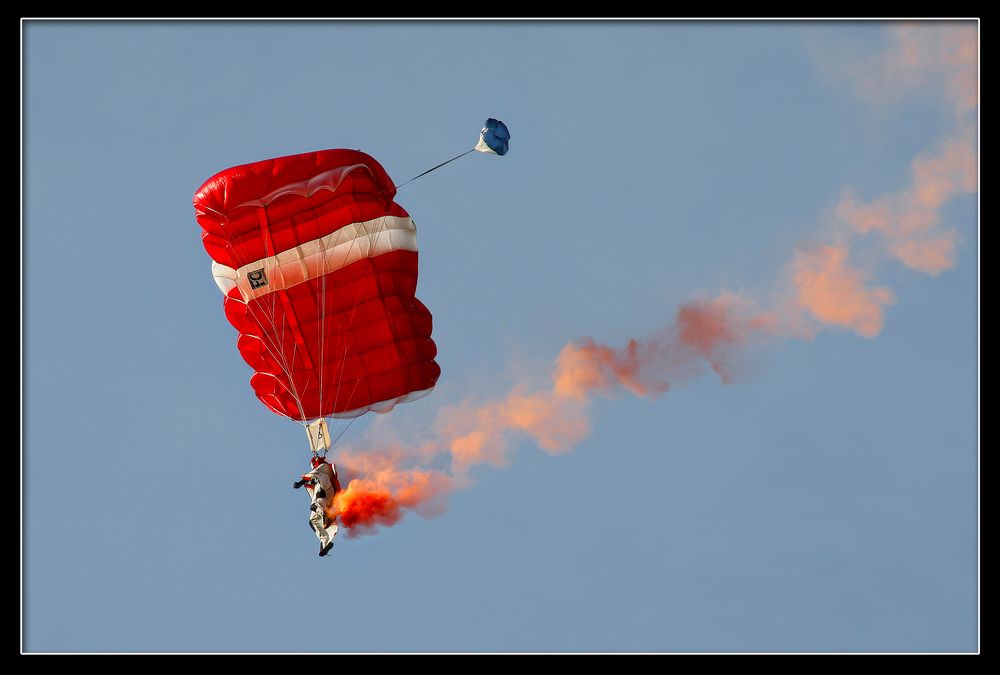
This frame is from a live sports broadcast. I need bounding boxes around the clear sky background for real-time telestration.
[23,20,978,653]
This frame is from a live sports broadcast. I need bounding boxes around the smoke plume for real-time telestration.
[328,23,976,537]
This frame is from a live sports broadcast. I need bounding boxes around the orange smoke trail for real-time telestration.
[839,22,977,276]
[332,482,400,532]
[554,296,772,396]
[323,24,976,539]
[553,338,655,400]
[435,296,772,473]
[330,296,774,530]
[327,449,452,537]
[790,245,896,338]
[437,387,591,470]
[852,23,977,116]
[788,22,976,333]
[835,128,977,276]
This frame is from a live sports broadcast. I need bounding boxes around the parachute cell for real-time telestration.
[194,149,441,422]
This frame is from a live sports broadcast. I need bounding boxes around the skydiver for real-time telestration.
[294,454,342,556]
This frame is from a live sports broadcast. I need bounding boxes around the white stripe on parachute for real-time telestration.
[211,215,418,301]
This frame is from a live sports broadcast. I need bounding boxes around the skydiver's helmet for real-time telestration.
[311,455,325,469]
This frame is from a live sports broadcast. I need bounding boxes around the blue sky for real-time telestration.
[23,20,978,653]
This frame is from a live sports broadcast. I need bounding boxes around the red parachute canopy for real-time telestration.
[193,149,440,422]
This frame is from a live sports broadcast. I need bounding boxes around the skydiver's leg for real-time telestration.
[309,503,331,547]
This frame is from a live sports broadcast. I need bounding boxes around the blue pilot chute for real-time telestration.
[474,118,511,156]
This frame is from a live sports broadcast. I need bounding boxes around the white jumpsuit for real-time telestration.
[303,462,339,548]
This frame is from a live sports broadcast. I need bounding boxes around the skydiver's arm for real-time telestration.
[294,471,316,489]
